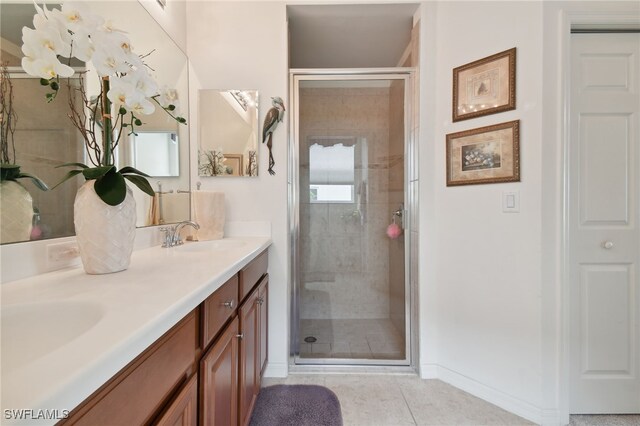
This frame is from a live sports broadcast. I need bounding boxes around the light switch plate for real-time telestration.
[502,191,520,213]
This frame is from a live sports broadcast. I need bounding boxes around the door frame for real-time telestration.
[559,9,640,424]
[288,68,416,368]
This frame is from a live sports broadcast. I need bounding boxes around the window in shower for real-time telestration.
[309,139,355,203]
[294,76,409,365]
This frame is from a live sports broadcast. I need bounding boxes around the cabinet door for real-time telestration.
[154,374,197,426]
[239,288,259,426]
[200,316,239,426]
[257,276,268,379]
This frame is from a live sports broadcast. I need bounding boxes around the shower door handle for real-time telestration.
[392,206,406,229]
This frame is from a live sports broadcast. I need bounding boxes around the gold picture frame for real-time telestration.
[453,48,516,122]
[446,120,520,186]
[225,154,243,176]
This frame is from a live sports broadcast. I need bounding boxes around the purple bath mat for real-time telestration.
[249,384,343,426]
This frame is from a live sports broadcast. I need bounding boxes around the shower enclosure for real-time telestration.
[290,70,413,366]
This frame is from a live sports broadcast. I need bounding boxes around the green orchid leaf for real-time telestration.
[83,165,115,180]
[0,164,20,169]
[123,174,155,197]
[94,170,126,206]
[56,162,89,169]
[1,165,48,190]
[51,169,84,189]
[0,164,21,181]
[118,166,150,177]
[17,173,49,191]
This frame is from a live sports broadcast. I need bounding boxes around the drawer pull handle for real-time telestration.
[236,333,244,340]
[257,297,264,305]
[222,300,235,309]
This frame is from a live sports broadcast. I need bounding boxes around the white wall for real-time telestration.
[419,2,544,422]
[138,0,187,53]
[186,1,290,376]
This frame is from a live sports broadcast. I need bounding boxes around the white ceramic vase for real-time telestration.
[74,180,136,274]
[0,180,34,244]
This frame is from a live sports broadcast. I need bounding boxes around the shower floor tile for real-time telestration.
[299,318,405,360]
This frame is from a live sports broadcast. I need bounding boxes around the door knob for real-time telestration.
[222,300,235,309]
[601,241,614,249]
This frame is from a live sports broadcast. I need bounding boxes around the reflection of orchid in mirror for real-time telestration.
[20,1,186,206]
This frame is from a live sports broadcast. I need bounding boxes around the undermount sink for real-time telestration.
[1,301,105,371]
[176,239,247,253]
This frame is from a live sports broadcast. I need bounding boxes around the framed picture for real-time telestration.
[446,120,520,186]
[225,154,243,176]
[453,48,516,122]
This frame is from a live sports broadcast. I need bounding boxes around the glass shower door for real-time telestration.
[294,75,409,365]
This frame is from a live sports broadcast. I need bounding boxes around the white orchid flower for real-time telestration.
[59,2,102,33]
[126,93,156,116]
[32,3,52,32]
[91,44,131,76]
[123,68,158,98]
[70,29,95,62]
[97,31,141,68]
[157,86,180,109]
[37,6,73,46]
[107,77,136,107]
[21,54,74,79]
[100,19,127,35]
[22,25,72,59]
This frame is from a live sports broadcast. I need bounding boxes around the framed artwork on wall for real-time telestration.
[452,48,516,122]
[225,154,243,177]
[446,120,520,186]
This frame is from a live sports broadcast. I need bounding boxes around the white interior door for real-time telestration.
[569,32,640,414]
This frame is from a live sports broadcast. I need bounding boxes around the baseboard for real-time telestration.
[436,365,543,425]
[541,408,562,426]
[419,363,438,379]
[263,362,288,378]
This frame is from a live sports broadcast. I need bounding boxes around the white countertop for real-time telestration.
[0,236,271,425]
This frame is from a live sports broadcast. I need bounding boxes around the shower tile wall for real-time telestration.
[299,86,395,321]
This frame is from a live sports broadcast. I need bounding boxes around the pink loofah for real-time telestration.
[386,223,402,239]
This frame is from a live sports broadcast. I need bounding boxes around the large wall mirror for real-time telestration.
[198,90,259,177]
[0,1,190,244]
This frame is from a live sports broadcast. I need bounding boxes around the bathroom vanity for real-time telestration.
[1,237,271,426]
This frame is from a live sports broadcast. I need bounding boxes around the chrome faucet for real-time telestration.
[159,220,200,248]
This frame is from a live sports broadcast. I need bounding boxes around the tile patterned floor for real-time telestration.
[569,415,640,426]
[262,374,534,426]
[299,318,405,360]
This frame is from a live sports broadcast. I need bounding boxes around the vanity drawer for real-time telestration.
[61,311,199,426]
[201,275,239,350]
[239,250,268,303]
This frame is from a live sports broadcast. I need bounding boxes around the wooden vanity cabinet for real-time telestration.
[154,374,198,426]
[238,251,268,302]
[202,253,269,426]
[58,249,268,426]
[59,311,199,426]
[200,317,240,426]
[239,284,260,426]
[201,275,239,349]
[258,277,268,378]
[239,275,269,426]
